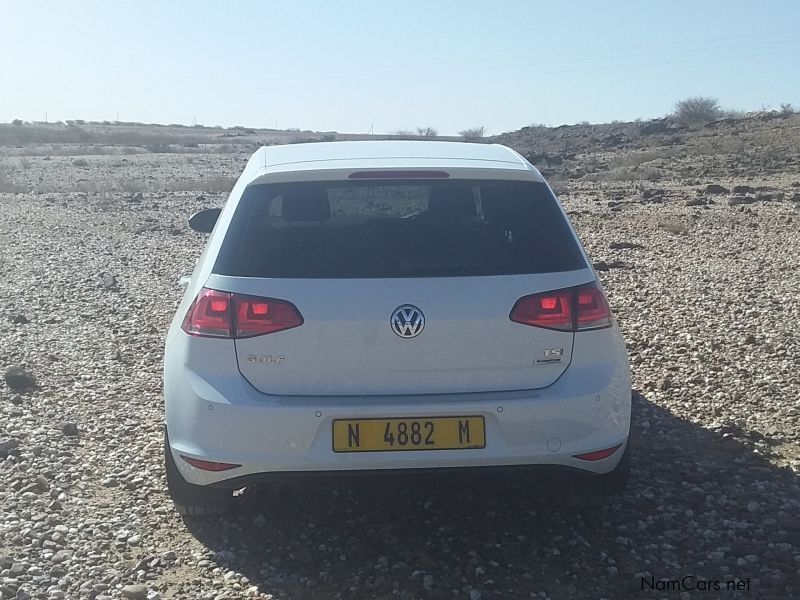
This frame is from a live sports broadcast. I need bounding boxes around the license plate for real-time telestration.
[332,416,485,452]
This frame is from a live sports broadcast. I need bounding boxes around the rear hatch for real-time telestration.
[210,178,591,396]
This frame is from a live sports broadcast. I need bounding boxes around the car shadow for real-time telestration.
[182,391,798,600]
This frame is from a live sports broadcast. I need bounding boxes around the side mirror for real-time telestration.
[188,208,221,233]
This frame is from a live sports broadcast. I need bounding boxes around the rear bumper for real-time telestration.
[164,332,631,486]
[204,460,628,493]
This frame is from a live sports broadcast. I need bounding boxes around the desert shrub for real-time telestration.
[12,119,23,126]
[146,143,173,153]
[582,166,661,183]
[72,158,88,167]
[415,126,438,138]
[780,103,795,116]
[659,221,689,235]
[549,179,568,195]
[459,126,486,141]
[166,177,236,193]
[672,97,722,127]
[116,179,144,194]
[18,158,31,169]
[606,149,679,169]
[0,172,27,193]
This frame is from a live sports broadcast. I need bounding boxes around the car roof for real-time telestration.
[240,141,541,184]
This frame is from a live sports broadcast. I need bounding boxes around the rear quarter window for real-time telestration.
[213,180,587,278]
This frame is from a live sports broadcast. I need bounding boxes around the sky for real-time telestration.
[1,1,799,135]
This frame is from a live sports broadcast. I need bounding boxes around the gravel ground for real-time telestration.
[1,146,799,600]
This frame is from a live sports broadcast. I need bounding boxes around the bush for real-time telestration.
[0,172,27,193]
[459,126,486,141]
[780,103,795,116]
[72,158,88,167]
[672,97,722,127]
[415,126,438,138]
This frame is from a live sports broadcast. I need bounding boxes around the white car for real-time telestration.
[164,141,631,515]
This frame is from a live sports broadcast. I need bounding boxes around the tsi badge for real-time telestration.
[248,354,286,365]
[391,304,425,339]
[535,348,564,366]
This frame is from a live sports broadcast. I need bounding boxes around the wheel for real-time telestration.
[164,428,232,516]
[565,442,631,508]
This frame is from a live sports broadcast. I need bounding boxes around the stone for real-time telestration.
[610,241,645,250]
[732,185,756,194]
[728,195,755,206]
[61,423,79,437]
[593,261,610,272]
[4,366,36,391]
[50,550,73,564]
[0,438,20,458]
[121,584,148,599]
[101,274,118,289]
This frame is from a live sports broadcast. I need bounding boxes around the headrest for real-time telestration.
[427,184,476,219]
[281,187,331,222]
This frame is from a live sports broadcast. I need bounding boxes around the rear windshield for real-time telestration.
[213,180,586,278]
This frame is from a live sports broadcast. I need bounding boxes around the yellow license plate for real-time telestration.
[332,416,485,452]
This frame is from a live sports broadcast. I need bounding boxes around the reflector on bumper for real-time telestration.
[573,443,623,461]
[181,456,241,471]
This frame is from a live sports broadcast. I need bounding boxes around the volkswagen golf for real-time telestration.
[164,141,632,515]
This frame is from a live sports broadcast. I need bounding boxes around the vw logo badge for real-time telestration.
[391,304,425,338]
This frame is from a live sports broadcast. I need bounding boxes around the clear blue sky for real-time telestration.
[2,1,798,135]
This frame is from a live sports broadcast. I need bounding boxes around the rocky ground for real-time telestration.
[1,117,799,599]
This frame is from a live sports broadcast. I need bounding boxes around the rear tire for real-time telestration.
[164,428,232,516]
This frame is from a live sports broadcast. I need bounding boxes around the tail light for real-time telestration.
[510,282,611,331]
[181,288,303,338]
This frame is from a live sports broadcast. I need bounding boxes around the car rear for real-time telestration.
[163,142,631,514]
